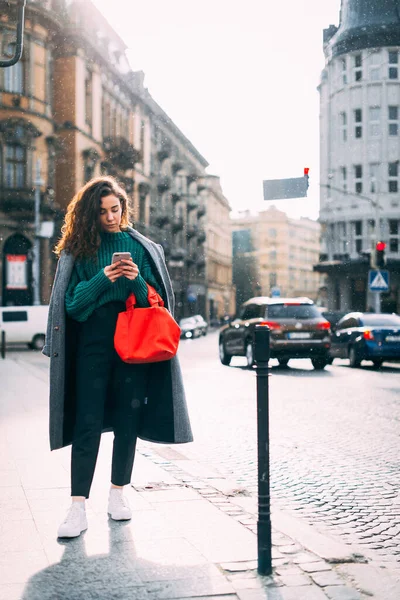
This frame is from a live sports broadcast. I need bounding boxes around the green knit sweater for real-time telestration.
[65,231,163,322]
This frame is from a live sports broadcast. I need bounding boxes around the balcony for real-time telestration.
[171,190,183,203]
[197,257,206,268]
[197,228,206,243]
[197,203,206,217]
[102,136,141,171]
[157,175,171,192]
[0,186,57,216]
[172,216,184,232]
[171,247,187,260]
[186,224,198,239]
[153,211,171,228]
[157,141,172,162]
[187,195,198,211]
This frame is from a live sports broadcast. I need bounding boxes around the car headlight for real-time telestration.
[185,331,193,338]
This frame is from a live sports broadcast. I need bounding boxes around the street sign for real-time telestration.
[263,176,308,200]
[368,270,389,292]
[271,287,281,297]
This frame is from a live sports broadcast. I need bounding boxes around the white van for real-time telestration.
[0,305,49,350]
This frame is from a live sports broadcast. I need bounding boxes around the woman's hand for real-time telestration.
[104,263,124,283]
[119,258,140,281]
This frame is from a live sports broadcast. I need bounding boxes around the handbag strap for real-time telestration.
[126,284,164,310]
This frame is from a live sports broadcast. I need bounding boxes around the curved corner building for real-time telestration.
[317,0,400,313]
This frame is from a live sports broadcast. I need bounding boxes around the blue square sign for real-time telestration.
[368,270,389,292]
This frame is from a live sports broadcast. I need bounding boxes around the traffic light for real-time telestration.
[375,241,386,269]
[304,168,310,190]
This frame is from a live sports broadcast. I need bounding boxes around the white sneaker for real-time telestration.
[108,488,132,520]
[57,502,88,538]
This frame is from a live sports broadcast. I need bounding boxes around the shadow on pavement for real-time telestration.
[230,364,334,377]
[21,521,152,600]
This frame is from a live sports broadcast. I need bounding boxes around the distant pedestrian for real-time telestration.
[43,176,192,538]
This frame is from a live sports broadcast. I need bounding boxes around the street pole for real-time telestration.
[33,159,43,306]
[254,324,272,576]
[374,198,382,313]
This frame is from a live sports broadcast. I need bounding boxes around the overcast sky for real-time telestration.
[94,0,342,220]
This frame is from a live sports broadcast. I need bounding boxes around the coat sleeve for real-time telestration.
[42,259,61,357]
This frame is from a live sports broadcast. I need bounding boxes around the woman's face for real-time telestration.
[99,194,122,232]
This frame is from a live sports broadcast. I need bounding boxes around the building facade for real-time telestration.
[0,0,234,320]
[316,0,400,313]
[232,206,322,311]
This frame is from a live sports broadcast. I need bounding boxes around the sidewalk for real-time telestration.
[0,356,399,600]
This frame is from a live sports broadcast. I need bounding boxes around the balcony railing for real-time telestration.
[157,141,172,162]
[187,195,198,211]
[186,224,198,238]
[171,247,187,260]
[157,175,171,192]
[197,203,206,217]
[0,186,56,215]
[153,211,171,228]
[102,136,141,171]
[172,216,184,232]
[197,227,206,243]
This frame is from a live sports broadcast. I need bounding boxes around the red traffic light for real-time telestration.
[304,168,310,176]
[376,241,386,251]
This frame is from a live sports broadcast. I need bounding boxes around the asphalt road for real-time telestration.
[7,331,400,562]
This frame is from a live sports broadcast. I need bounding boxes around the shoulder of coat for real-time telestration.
[126,227,160,251]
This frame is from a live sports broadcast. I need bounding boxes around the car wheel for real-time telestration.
[349,346,361,368]
[245,341,255,368]
[31,334,45,351]
[219,340,232,366]
[372,359,383,369]
[311,358,328,370]
[278,358,289,367]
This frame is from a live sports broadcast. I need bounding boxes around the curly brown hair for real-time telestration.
[54,176,133,260]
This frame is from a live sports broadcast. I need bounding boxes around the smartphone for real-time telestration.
[112,252,132,264]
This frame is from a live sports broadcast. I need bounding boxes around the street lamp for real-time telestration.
[0,1,27,68]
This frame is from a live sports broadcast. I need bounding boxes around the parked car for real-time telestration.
[330,312,400,368]
[0,305,48,350]
[179,317,202,339]
[320,310,348,332]
[218,297,331,370]
[192,315,208,336]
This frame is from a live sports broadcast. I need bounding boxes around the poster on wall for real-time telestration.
[5,254,28,290]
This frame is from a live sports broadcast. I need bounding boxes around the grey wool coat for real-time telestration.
[43,226,193,451]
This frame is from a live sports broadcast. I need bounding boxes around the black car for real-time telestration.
[330,312,400,368]
[219,296,331,370]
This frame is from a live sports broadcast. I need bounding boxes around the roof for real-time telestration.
[242,296,314,306]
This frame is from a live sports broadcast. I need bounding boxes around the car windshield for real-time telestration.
[267,304,321,319]
[180,318,195,326]
[361,314,400,327]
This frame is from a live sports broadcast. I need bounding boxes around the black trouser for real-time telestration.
[71,302,149,498]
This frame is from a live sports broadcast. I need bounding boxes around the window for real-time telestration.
[388,162,399,193]
[369,107,380,136]
[267,304,321,319]
[140,119,146,159]
[269,250,277,261]
[269,272,277,288]
[369,163,379,193]
[354,53,362,81]
[85,70,93,130]
[352,220,362,254]
[340,166,347,191]
[389,219,399,253]
[241,304,264,321]
[268,228,277,238]
[354,164,362,193]
[388,50,398,80]
[341,58,347,85]
[340,111,347,141]
[4,45,24,93]
[354,108,362,138]
[388,106,399,136]
[369,51,381,80]
[5,145,26,188]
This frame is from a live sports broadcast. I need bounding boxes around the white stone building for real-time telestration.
[316,0,400,313]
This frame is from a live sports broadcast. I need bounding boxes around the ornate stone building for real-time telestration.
[315,0,400,313]
[0,0,234,319]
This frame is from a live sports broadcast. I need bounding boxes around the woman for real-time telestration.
[43,176,192,539]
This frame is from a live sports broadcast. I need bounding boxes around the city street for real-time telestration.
[8,329,400,565]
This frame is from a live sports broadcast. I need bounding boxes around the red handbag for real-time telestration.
[114,285,181,363]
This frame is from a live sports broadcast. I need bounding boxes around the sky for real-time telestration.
[93,0,342,220]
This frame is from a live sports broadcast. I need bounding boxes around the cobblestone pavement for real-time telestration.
[9,336,400,565]
[176,332,400,564]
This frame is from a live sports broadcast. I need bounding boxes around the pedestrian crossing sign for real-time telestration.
[368,270,389,292]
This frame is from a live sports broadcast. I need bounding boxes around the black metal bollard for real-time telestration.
[1,331,5,360]
[254,324,272,575]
